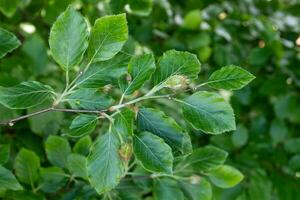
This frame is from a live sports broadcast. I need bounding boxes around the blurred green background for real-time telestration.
[1,0,300,199]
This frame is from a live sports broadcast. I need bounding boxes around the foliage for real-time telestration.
[0,0,299,199]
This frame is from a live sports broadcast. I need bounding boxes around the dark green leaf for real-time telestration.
[14,148,40,185]
[0,27,21,58]
[40,167,68,193]
[133,131,173,174]
[68,114,98,137]
[73,135,92,156]
[0,165,23,190]
[87,131,126,194]
[67,153,88,179]
[179,178,212,200]
[137,107,192,154]
[0,81,55,109]
[0,144,10,164]
[180,91,236,134]
[154,178,184,200]
[45,135,71,168]
[120,53,156,95]
[127,0,153,16]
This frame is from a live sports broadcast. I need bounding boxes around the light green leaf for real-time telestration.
[207,65,255,90]
[179,178,212,200]
[40,167,68,193]
[133,131,173,174]
[0,144,10,164]
[153,50,201,86]
[176,146,228,172]
[0,165,23,190]
[120,53,156,95]
[45,135,71,168]
[76,52,130,88]
[0,81,55,109]
[207,165,244,188]
[0,0,19,17]
[231,124,249,148]
[14,148,40,185]
[179,91,236,134]
[183,10,202,30]
[66,89,112,110]
[0,28,21,58]
[154,178,184,200]
[49,6,89,70]
[73,135,92,156]
[67,153,88,179]
[87,14,128,63]
[137,108,192,154]
[68,114,98,137]
[127,0,153,16]
[87,131,126,194]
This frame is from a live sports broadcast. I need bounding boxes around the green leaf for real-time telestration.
[207,165,244,188]
[67,153,88,179]
[179,91,236,134]
[87,131,126,194]
[119,53,156,95]
[231,124,249,148]
[179,178,212,200]
[133,131,173,174]
[183,10,202,30]
[0,0,19,17]
[0,81,55,109]
[113,108,135,140]
[14,148,40,185]
[68,114,98,137]
[87,14,128,63]
[45,135,71,168]
[0,28,21,58]
[269,119,287,146]
[284,138,300,154]
[127,0,153,16]
[73,135,92,156]
[207,65,255,90]
[66,89,113,110]
[153,50,201,86]
[176,146,228,172]
[49,6,89,70]
[153,178,184,200]
[40,167,68,193]
[0,165,23,190]
[76,52,130,88]
[0,144,10,164]
[137,108,192,154]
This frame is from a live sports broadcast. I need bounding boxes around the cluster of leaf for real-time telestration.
[0,2,256,200]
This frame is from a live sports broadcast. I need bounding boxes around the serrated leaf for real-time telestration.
[154,178,184,200]
[207,165,244,188]
[119,53,156,95]
[114,108,135,140]
[0,27,21,58]
[179,178,212,200]
[0,165,23,190]
[87,14,128,63]
[45,135,71,168]
[137,108,192,154]
[179,91,236,134]
[0,81,55,109]
[49,6,89,70]
[133,131,173,174]
[176,146,228,173]
[66,89,112,110]
[207,65,255,90]
[14,148,40,185]
[67,154,88,179]
[76,52,130,88]
[40,167,68,193]
[153,50,201,86]
[68,115,98,137]
[87,131,126,194]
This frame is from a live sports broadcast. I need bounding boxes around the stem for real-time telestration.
[66,70,69,88]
